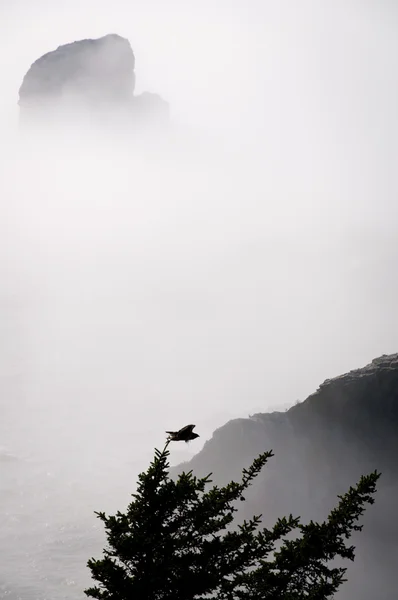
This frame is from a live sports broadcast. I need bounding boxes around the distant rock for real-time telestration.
[19,34,135,109]
[173,353,398,600]
[18,33,169,131]
[131,92,170,130]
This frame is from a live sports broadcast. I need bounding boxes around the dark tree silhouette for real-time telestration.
[85,441,379,600]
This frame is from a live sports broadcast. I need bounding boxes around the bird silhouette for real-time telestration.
[166,424,200,443]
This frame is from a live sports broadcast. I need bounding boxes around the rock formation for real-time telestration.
[173,354,398,600]
[18,33,169,131]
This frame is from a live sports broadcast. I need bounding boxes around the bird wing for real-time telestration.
[177,424,196,435]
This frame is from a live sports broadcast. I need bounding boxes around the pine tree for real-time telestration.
[85,441,379,600]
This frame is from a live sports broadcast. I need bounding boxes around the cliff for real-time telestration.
[173,353,398,599]
[18,33,169,131]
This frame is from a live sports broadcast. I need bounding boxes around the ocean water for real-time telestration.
[0,447,124,599]
[0,437,201,600]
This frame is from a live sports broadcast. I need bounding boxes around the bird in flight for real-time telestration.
[166,424,200,443]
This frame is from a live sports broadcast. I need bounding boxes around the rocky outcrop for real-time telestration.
[19,34,136,109]
[18,33,169,130]
[131,92,170,129]
[173,354,398,600]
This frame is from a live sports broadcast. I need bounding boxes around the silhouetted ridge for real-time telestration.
[173,353,398,600]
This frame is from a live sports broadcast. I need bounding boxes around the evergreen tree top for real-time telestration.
[85,439,380,600]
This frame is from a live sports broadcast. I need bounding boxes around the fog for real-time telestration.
[0,0,398,597]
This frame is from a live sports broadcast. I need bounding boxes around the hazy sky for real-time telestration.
[1,0,398,466]
[1,2,398,597]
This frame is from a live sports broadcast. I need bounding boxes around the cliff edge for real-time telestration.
[173,354,398,599]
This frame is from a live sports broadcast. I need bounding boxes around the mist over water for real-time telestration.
[1,1,398,597]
